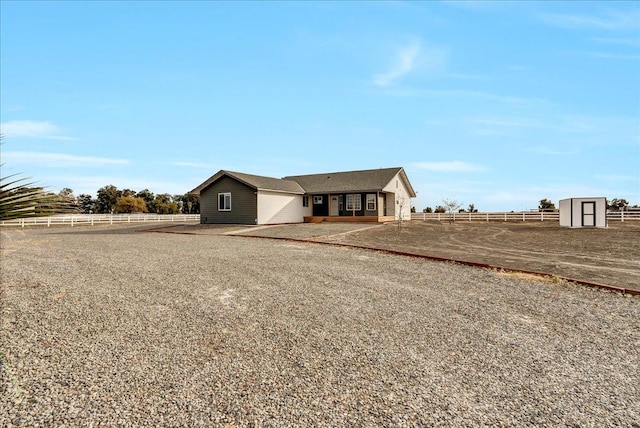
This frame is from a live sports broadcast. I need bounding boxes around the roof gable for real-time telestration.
[284,167,416,196]
[191,170,304,195]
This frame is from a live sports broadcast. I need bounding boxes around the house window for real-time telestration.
[366,194,376,211]
[218,193,231,211]
[338,195,343,211]
[303,196,309,207]
[313,195,323,204]
[346,194,361,211]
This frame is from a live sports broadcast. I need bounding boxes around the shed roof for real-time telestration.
[283,167,416,197]
[191,170,305,195]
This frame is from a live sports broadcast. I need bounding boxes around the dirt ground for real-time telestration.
[315,221,640,292]
[168,220,640,292]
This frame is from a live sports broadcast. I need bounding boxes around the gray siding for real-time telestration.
[200,176,257,224]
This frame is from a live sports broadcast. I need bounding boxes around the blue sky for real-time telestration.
[1,1,639,211]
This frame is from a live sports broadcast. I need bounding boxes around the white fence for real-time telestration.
[1,213,201,227]
[411,211,640,222]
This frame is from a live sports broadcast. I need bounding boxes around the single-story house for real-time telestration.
[191,167,416,225]
[559,197,607,228]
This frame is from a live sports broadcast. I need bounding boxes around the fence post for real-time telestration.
[48,218,51,227]
[621,210,624,222]
[486,213,489,222]
[541,211,544,222]
[423,212,426,221]
[110,215,113,225]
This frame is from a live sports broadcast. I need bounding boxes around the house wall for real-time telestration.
[559,197,607,228]
[383,173,413,219]
[200,176,257,224]
[257,190,308,224]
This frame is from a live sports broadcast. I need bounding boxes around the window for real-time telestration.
[313,195,323,204]
[218,193,231,211]
[366,194,376,211]
[346,194,361,211]
[303,196,309,207]
[338,195,343,211]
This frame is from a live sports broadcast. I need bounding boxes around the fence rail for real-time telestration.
[410,211,640,222]
[1,214,201,227]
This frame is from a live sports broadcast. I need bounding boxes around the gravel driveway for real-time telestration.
[1,225,639,427]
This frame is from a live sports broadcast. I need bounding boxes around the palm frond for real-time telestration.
[0,174,78,221]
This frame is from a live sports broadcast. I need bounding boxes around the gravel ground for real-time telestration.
[1,225,639,427]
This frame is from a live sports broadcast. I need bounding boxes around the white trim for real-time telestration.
[218,192,231,211]
[366,193,376,211]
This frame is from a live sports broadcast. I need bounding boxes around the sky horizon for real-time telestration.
[1,1,639,212]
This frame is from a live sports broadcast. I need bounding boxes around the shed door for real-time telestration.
[582,201,596,227]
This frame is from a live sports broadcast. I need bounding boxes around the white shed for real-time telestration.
[559,197,607,228]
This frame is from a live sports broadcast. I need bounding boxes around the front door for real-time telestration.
[582,201,596,227]
[330,195,339,216]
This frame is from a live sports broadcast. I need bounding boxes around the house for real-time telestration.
[559,197,607,228]
[191,167,416,225]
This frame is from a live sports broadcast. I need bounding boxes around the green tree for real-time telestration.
[113,196,147,213]
[59,188,74,197]
[136,189,155,212]
[121,188,137,198]
[538,198,556,212]
[77,194,95,213]
[184,193,200,214]
[154,193,179,214]
[607,198,629,211]
[96,185,121,213]
[434,205,446,213]
[423,207,433,213]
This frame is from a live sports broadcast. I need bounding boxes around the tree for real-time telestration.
[442,198,462,223]
[396,192,409,230]
[113,196,147,213]
[423,207,433,213]
[538,198,556,212]
[121,188,137,198]
[77,194,95,213]
[434,205,446,213]
[184,193,200,214]
[59,188,74,197]
[96,185,121,213]
[608,198,629,211]
[154,193,179,214]
[136,189,156,211]
[467,203,477,213]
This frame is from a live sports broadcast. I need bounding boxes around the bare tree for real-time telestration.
[396,192,408,230]
[442,198,462,223]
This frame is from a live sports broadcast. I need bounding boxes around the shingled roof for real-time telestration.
[192,167,416,197]
[191,170,304,195]
[283,167,416,197]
